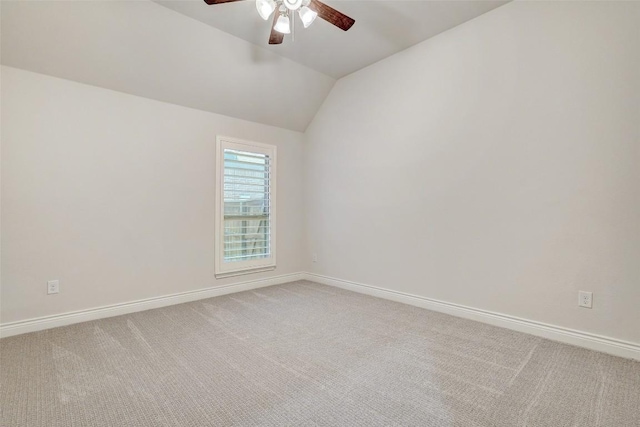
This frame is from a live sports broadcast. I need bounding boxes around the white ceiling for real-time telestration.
[1,0,509,131]
[157,0,510,78]
[0,0,335,131]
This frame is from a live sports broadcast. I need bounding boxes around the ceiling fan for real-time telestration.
[203,0,355,45]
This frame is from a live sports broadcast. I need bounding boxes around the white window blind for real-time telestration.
[215,137,276,277]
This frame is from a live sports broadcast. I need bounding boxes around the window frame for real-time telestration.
[215,136,277,278]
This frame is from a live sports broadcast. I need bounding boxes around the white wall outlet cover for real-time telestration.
[47,280,60,294]
[578,291,593,308]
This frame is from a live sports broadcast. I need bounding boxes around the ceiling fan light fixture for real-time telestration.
[298,6,317,28]
[203,0,356,45]
[274,13,291,34]
[256,0,276,21]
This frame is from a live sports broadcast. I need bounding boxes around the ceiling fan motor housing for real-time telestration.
[283,0,303,11]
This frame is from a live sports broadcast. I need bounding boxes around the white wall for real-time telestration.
[1,66,305,324]
[304,1,640,344]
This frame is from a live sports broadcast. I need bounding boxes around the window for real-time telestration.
[215,136,276,277]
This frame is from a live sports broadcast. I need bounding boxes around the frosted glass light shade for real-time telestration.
[274,14,291,34]
[298,6,317,28]
[256,0,276,21]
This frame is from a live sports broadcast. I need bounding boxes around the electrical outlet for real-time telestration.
[578,291,592,308]
[312,253,318,263]
[47,280,59,295]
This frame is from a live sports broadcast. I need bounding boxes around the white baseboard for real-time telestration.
[302,273,640,361]
[0,272,304,338]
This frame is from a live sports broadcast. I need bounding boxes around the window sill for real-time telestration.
[215,266,276,279]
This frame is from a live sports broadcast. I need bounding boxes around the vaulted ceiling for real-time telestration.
[157,0,509,78]
[0,0,334,132]
[1,0,509,131]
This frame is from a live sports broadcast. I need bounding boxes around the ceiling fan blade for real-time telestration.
[269,12,284,45]
[203,0,246,5]
[309,0,355,31]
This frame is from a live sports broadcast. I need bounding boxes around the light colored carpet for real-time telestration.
[1,280,639,426]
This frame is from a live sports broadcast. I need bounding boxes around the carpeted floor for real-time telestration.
[1,280,639,426]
